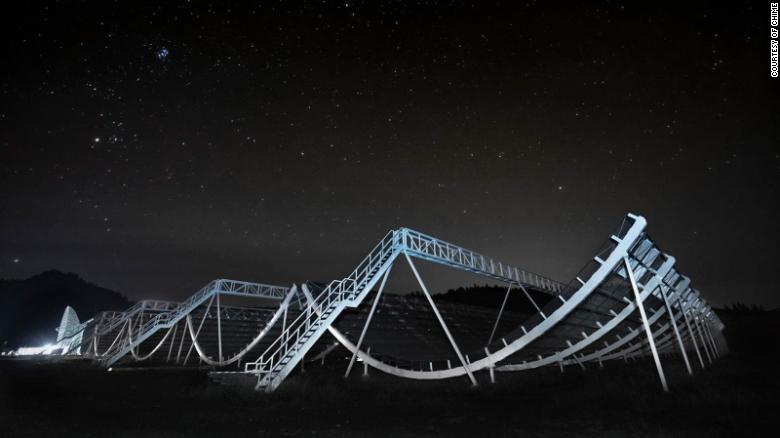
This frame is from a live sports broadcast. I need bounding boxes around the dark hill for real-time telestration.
[0,270,132,349]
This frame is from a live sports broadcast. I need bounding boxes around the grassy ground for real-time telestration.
[0,349,776,437]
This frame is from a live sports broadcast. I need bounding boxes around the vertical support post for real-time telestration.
[183,294,215,365]
[484,347,495,384]
[693,310,713,365]
[405,253,478,386]
[166,322,178,362]
[702,318,719,359]
[363,347,370,377]
[345,265,392,377]
[487,284,512,345]
[708,325,720,356]
[573,355,586,371]
[714,331,723,355]
[623,256,668,392]
[175,320,186,363]
[660,286,692,376]
[216,291,223,362]
[680,300,705,369]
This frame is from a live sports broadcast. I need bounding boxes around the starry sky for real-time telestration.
[1,1,778,308]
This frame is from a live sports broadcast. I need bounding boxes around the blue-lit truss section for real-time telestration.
[59,213,725,393]
[60,281,296,368]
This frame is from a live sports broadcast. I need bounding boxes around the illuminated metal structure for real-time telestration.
[241,213,725,392]
[59,213,726,393]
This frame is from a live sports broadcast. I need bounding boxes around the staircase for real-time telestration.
[244,230,400,391]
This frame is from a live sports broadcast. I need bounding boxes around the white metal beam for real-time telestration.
[660,285,692,375]
[405,253,478,386]
[345,266,393,377]
[623,256,668,392]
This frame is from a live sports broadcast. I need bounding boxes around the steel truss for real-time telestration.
[60,213,724,394]
[239,213,724,392]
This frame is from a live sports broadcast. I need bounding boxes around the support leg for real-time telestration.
[405,253,478,386]
[573,355,586,371]
[703,319,719,359]
[487,284,512,345]
[484,347,495,384]
[345,266,392,377]
[680,301,705,369]
[660,286,692,376]
[183,295,216,365]
[216,292,223,362]
[693,311,713,365]
[175,320,187,363]
[166,322,178,362]
[623,256,668,392]
[518,283,543,314]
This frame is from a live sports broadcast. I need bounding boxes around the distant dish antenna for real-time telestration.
[55,306,84,354]
[56,306,80,341]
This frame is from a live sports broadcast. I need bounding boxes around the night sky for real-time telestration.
[1,2,778,308]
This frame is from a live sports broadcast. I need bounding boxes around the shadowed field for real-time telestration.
[0,352,776,437]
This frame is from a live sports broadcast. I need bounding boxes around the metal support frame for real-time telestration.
[659,285,692,376]
[175,320,187,363]
[179,214,725,393]
[623,256,668,392]
[345,266,392,377]
[47,212,728,399]
[699,314,718,358]
[519,283,543,314]
[680,299,705,369]
[693,310,713,365]
[183,295,215,365]
[484,347,495,383]
[487,280,545,346]
[488,285,512,346]
[166,322,178,362]
[405,253,478,386]
[216,291,223,362]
